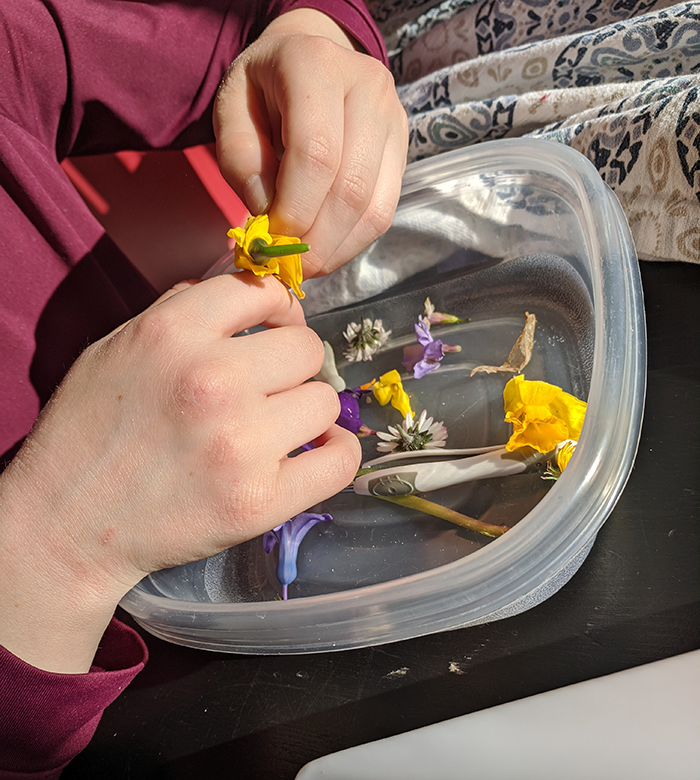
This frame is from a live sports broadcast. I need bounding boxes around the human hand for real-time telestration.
[214,8,408,278]
[0,273,360,671]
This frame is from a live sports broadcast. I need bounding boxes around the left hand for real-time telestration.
[214,8,408,278]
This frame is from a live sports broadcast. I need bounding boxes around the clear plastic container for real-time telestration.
[120,139,646,654]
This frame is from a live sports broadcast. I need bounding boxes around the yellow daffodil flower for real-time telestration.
[372,370,413,418]
[228,214,307,299]
[503,374,587,454]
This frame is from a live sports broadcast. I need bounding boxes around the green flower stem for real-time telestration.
[374,494,509,538]
[250,238,309,265]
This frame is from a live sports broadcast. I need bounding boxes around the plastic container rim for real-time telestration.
[120,139,646,647]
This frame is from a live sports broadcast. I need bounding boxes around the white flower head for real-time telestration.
[376,409,448,453]
[343,317,391,362]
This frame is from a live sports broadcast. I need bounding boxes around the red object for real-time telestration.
[114,150,145,173]
[184,145,249,229]
[59,159,110,215]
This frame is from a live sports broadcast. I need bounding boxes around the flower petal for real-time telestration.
[503,375,587,454]
[402,343,424,372]
[422,340,445,362]
[414,318,433,347]
[337,390,363,434]
[556,439,578,471]
[264,512,332,599]
[414,358,440,379]
[228,214,306,297]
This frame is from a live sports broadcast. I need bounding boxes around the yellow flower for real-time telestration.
[372,370,413,418]
[555,439,578,472]
[503,374,587,454]
[227,214,305,299]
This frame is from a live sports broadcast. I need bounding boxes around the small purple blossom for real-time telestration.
[337,388,364,434]
[263,512,332,600]
[337,386,374,435]
[402,317,461,379]
[302,387,374,449]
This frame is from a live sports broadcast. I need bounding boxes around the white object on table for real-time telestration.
[296,650,700,780]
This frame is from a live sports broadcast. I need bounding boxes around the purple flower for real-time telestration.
[337,385,375,435]
[263,512,332,600]
[302,387,374,449]
[402,317,461,379]
[337,388,363,434]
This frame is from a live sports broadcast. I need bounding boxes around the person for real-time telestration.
[4,0,699,774]
[0,1,408,775]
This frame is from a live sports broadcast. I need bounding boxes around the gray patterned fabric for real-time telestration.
[368,0,700,263]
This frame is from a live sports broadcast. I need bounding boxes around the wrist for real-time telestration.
[0,452,133,673]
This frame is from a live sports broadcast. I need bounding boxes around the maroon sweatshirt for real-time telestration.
[0,1,386,775]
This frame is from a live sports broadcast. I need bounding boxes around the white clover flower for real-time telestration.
[376,410,448,453]
[343,317,391,362]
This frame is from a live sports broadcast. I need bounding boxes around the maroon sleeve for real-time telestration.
[1,0,387,161]
[0,1,386,772]
[0,0,387,459]
[0,618,148,779]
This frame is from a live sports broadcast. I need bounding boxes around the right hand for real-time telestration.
[214,8,408,279]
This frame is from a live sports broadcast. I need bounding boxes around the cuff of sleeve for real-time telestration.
[0,617,148,777]
[291,0,389,67]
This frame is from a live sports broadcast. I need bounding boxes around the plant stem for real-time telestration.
[250,238,309,262]
[375,494,509,538]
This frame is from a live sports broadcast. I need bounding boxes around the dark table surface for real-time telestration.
[63,260,700,780]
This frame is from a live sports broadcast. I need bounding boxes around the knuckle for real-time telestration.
[201,431,239,471]
[169,359,230,422]
[283,325,326,374]
[299,326,326,371]
[265,275,296,314]
[363,196,396,241]
[362,60,397,102]
[127,306,174,352]
[335,435,363,478]
[394,105,409,145]
[295,132,339,181]
[295,35,341,72]
[221,473,279,533]
[332,167,372,214]
[373,63,396,95]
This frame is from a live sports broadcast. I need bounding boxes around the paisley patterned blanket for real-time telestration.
[369,0,700,264]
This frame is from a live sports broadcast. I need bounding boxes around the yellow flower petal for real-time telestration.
[372,370,414,418]
[270,236,305,299]
[229,215,272,265]
[556,439,577,471]
[503,375,587,454]
[227,215,305,298]
[549,393,587,442]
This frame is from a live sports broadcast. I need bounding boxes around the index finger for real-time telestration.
[268,39,345,237]
[155,272,306,336]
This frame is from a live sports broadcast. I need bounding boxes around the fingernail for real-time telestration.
[244,174,273,215]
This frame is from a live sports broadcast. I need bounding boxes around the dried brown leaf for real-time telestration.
[470,312,536,377]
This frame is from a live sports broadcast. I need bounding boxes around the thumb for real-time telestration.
[214,58,280,216]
